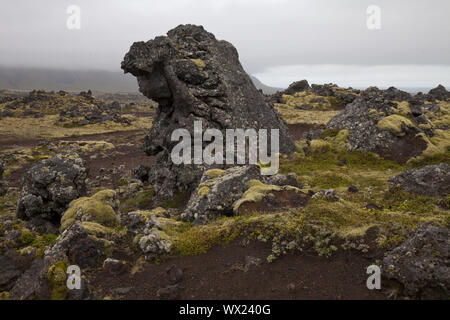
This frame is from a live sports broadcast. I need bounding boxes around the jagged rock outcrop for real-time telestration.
[266,80,310,105]
[427,84,449,102]
[389,163,450,196]
[383,87,412,101]
[382,222,449,299]
[121,24,294,197]
[182,166,261,223]
[10,222,97,300]
[284,80,311,95]
[267,81,358,109]
[16,155,88,228]
[327,87,429,162]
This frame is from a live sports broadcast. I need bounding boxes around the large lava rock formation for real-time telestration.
[122,25,294,197]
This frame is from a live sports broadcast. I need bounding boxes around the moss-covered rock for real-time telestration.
[0,291,10,300]
[47,261,69,300]
[61,189,119,231]
[377,115,414,137]
[233,180,282,212]
[309,139,332,153]
[205,169,225,179]
[197,185,210,198]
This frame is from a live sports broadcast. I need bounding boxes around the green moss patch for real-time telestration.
[61,190,118,231]
[377,115,414,137]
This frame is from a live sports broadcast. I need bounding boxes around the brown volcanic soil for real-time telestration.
[2,130,153,189]
[92,238,386,300]
[2,121,390,300]
[287,123,325,141]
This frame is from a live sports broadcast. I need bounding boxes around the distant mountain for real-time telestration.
[250,75,283,94]
[0,66,282,95]
[0,66,138,92]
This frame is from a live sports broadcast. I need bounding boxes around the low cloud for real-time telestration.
[254,64,450,89]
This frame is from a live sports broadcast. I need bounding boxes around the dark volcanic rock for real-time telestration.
[389,163,450,196]
[427,84,449,102]
[266,79,310,104]
[45,221,99,268]
[311,84,335,97]
[327,87,428,162]
[10,258,47,300]
[284,80,310,95]
[384,87,411,101]
[132,165,151,183]
[10,222,98,300]
[16,155,88,226]
[0,252,22,291]
[382,223,449,299]
[182,166,262,223]
[121,24,294,197]
[0,162,6,196]
[182,166,306,223]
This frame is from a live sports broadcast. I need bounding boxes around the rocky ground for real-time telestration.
[0,25,448,301]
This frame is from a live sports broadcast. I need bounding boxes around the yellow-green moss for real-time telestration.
[393,101,411,116]
[369,109,385,118]
[19,229,35,245]
[148,207,167,217]
[325,129,349,153]
[81,221,118,238]
[121,188,154,212]
[310,139,332,153]
[337,224,377,239]
[61,190,118,231]
[191,59,206,70]
[0,291,10,300]
[377,115,414,136]
[198,186,210,198]
[47,261,69,300]
[205,169,225,179]
[233,180,284,212]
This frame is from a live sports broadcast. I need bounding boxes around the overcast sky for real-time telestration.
[1,0,449,88]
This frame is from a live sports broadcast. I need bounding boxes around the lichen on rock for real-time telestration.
[382,222,449,299]
[16,154,88,232]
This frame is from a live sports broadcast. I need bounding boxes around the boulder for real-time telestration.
[16,155,88,226]
[427,85,449,102]
[121,24,294,197]
[182,166,261,223]
[10,222,98,300]
[382,223,449,299]
[120,208,165,235]
[44,221,99,269]
[389,163,450,196]
[139,229,172,260]
[233,180,309,216]
[182,166,307,223]
[284,80,310,95]
[327,87,428,162]
[384,87,412,101]
[60,189,119,231]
